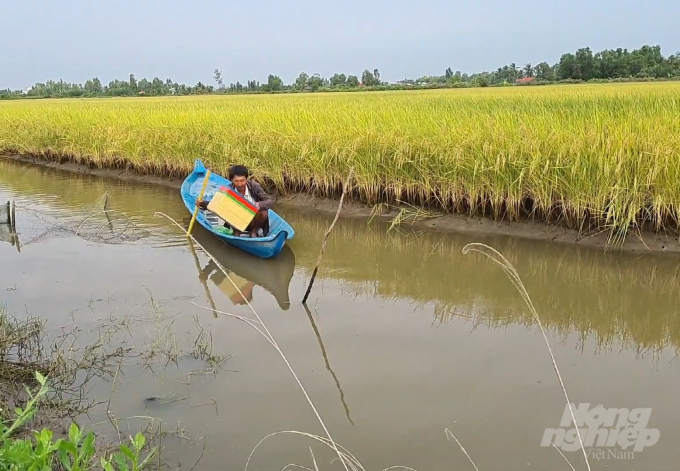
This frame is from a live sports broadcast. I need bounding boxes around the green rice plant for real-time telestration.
[1,82,679,245]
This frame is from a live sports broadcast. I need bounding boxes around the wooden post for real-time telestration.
[188,170,211,236]
[302,168,353,304]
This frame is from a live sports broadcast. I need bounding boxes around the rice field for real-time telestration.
[1,82,679,244]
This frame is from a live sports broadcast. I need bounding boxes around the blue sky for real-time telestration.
[1,0,677,89]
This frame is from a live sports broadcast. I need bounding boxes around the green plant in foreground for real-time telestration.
[57,423,96,471]
[0,372,53,470]
[99,433,154,471]
[0,372,156,471]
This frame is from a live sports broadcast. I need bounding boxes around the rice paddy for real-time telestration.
[1,82,679,245]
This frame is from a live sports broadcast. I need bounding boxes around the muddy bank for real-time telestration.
[4,153,680,255]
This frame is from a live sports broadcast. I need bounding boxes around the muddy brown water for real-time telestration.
[1,159,680,471]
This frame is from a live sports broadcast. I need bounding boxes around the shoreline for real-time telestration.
[4,153,680,256]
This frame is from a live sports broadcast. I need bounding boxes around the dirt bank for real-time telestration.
[4,154,680,255]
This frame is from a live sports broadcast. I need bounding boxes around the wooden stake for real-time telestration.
[302,168,353,304]
[2,201,8,225]
[188,170,211,236]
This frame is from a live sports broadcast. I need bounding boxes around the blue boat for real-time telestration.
[181,160,295,259]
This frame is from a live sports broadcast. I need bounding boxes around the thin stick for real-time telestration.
[188,170,211,236]
[551,442,577,471]
[302,168,353,304]
[107,358,124,444]
[444,429,480,471]
[188,436,209,471]
[158,421,162,471]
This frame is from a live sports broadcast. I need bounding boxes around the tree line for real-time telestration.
[433,44,680,87]
[2,44,678,99]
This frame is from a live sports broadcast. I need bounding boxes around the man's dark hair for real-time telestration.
[228,165,249,180]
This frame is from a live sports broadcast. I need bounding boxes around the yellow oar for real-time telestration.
[188,170,211,236]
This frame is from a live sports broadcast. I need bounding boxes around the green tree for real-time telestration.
[330,73,347,87]
[83,78,102,95]
[557,53,577,79]
[476,76,490,87]
[533,62,554,81]
[575,47,595,80]
[308,73,325,91]
[361,69,375,86]
[267,74,283,91]
[295,72,309,90]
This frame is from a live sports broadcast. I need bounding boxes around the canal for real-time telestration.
[1,159,679,471]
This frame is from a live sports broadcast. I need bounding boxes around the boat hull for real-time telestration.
[181,160,294,259]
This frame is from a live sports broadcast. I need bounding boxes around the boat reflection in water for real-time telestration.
[190,226,297,311]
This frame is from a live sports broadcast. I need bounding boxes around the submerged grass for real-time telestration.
[1,83,680,245]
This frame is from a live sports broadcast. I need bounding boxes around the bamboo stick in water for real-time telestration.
[302,168,354,305]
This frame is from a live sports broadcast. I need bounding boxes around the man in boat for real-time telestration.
[196,164,273,237]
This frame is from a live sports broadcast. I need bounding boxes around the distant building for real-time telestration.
[515,77,535,84]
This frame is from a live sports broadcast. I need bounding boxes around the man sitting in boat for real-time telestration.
[196,164,273,238]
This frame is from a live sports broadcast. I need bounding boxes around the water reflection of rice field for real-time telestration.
[287,210,680,353]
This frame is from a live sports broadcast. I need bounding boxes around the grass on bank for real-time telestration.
[1,82,680,246]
